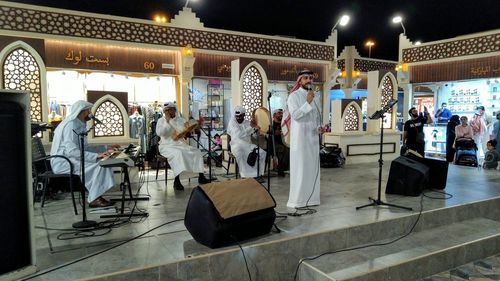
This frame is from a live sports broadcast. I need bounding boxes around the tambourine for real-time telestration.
[251,107,270,135]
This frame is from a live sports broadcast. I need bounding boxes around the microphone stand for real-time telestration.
[265,91,277,191]
[356,100,412,211]
[72,126,98,229]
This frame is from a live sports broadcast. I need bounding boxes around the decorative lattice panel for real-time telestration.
[354,59,397,72]
[337,59,345,71]
[241,66,263,121]
[402,33,500,63]
[3,48,42,121]
[0,5,334,61]
[344,105,359,131]
[380,76,394,128]
[93,101,124,137]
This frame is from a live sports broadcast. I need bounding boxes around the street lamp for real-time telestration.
[392,15,406,34]
[332,15,350,30]
[185,0,198,8]
[365,41,375,58]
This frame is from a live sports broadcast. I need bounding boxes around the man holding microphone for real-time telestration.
[283,69,325,209]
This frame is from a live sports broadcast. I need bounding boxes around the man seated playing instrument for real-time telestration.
[269,108,289,177]
[227,106,266,178]
[156,102,209,190]
[50,100,120,208]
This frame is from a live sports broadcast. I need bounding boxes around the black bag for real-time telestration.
[247,147,259,166]
[320,146,345,168]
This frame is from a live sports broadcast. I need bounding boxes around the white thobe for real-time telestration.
[287,88,321,208]
[227,119,266,178]
[156,116,204,177]
[50,119,115,202]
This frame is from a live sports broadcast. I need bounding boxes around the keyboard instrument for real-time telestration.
[99,144,141,168]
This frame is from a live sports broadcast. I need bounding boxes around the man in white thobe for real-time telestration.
[283,69,323,208]
[156,102,208,190]
[227,106,266,178]
[51,100,119,208]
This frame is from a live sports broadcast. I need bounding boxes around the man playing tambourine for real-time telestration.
[227,105,267,179]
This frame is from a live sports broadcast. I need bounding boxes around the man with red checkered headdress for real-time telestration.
[283,69,323,208]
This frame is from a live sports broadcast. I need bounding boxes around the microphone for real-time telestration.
[268,91,273,98]
[88,113,103,125]
[306,84,313,91]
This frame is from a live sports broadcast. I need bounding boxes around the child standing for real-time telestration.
[483,140,499,169]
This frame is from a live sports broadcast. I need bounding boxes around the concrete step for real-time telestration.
[300,217,500,281]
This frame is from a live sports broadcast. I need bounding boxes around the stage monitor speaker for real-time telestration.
[0,90,36,281]
[406,155,449,190]
[386,156,429,196]
[185,178,276,248]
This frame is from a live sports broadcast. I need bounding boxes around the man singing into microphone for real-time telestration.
[227,106,266,179]
[283,69,323,208]
[50,100,120,208]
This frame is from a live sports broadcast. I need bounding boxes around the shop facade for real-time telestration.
[0,1,335,148]
[397,29,500,158]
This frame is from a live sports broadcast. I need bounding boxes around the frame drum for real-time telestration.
[252,107,270,135]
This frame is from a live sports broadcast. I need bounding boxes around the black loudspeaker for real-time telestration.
[185,178,276,248]
[386,156,430,196]
[0,91,36,280]
[406,155,449,189]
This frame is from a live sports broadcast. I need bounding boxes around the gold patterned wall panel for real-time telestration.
[93,100,124,137]
[2,48,42,121]
[241,66,263,121]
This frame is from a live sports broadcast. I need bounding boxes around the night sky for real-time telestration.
[7,0,500,60]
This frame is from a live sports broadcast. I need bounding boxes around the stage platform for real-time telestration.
[27,161,500,281]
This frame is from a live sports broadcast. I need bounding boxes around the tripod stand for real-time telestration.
[190,125,228,181]
[356,99,412,211]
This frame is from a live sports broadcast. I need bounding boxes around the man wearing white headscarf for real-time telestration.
[284,69,323,208]
[227,105,266,178]
[156,102,208,190]
[270,108,288,177]
[50,100,119,208]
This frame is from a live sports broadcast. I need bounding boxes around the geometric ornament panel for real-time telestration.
[344,104,359,131]
[93,100,124,137]
[3,48,42,122]
[380,75,394,128]
[241,66,263,121]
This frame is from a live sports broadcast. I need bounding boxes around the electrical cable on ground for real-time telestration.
[23,218,184,280]
[292,190,429,281]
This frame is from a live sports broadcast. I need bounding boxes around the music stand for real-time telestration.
[356,99,412,211]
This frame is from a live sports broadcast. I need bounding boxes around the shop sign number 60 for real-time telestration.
[144,61,155,70]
